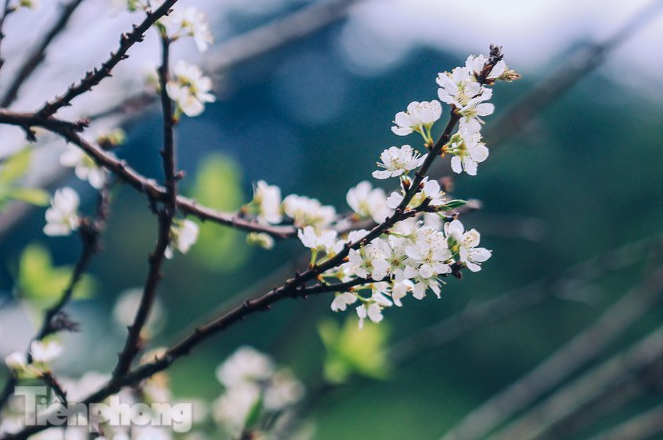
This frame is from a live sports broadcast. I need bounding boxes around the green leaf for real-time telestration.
[7,187,49,206]
[187,154,249,272]
[438,199,467,211]
[0,148,31,184]
[16,244,96,306]
[318,317,391,384]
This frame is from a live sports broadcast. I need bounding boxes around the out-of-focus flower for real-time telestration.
[44,187,80,236]
[346,181,391,223]
[282,195,336,229]
[160,6,213,52]
[252,181,282,225]
[166,61,215,117]
[60,145,107,189]
[30,340,62,363]
[165,219,199,259]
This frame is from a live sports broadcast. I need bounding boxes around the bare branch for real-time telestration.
[112,35,177,379]
[36,0,181,117]
[0,0,86,108]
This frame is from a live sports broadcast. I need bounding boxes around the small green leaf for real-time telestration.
[16,244,96,306]
[7,187,49,206]
[187,154,249,272]
[318,317,391,384]
[439,199,467,211]
[0,148,31,184]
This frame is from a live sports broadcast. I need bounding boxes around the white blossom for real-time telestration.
[346,238,391,281]
[346,181,391,223]
[297,226,341,256]
[166,61,215,117]
[372,145,426,180]
[447,129,489,176]
[161,7,213,52]
[44,187,80,236]
[60,144,107,189]
[166,219,199,259]
[391,100,442,136]
[457,90,495,133]
[252,180,282,225]
[445,220,492,272]
[356,293,391,329]
[215,346,274,388]
[30,340,62,363]
[331,292,357,312]
[436,67,481,108]
[283,195,335,229]
[263,370,304,411]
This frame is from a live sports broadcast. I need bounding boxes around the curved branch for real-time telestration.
[36,0,180,117]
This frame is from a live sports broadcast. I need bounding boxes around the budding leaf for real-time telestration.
[16,244,96,304]
[318,317,391,384]
[438,199,467,211]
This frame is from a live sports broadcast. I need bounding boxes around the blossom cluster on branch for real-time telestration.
[0,0,519,438]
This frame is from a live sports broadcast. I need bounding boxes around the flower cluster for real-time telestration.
[213,347,304,439]
[240,50,515,327]
[5,340,62,379]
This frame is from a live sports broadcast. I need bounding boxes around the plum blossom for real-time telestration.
[30,340,62,363]
[445,220,492,272]
[356,293,392,329]
[391,100,442,137]
[446,129,489,176]
[166,219,199,259]
[331,292,358,312]
[60,144,107,189]
[456,89,495,133]
[372,145,426,180]
[283,194,335,229]
[44,187,80,236]
[161,7,213,52]
[252,180,282,225]
[298,226,341,257]
[436,67,482,108]
[346,238,391,281]
[166,61,215,117]
[346,181,391,223]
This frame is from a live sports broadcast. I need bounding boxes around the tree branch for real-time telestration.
[0,0,86,108]
[36,0,180,117]
[112,35,177,379]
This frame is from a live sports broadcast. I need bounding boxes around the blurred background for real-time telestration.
[1,0,663,439]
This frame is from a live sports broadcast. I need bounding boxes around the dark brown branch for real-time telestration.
[0,71,471,440]
[36,0,180,117]
[0,0,85,108]
[0,185,110,412]
[112,36,176,379]
[0,109,297,238]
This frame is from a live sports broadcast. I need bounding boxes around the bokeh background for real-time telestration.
[2,0,663,439]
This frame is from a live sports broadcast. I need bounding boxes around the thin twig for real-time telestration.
[0,64,476,438]
[36,0,180,117]
[0,109,298,237]
[0,184,110,412]
[0,0,86,108]
[112,35,177,379]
